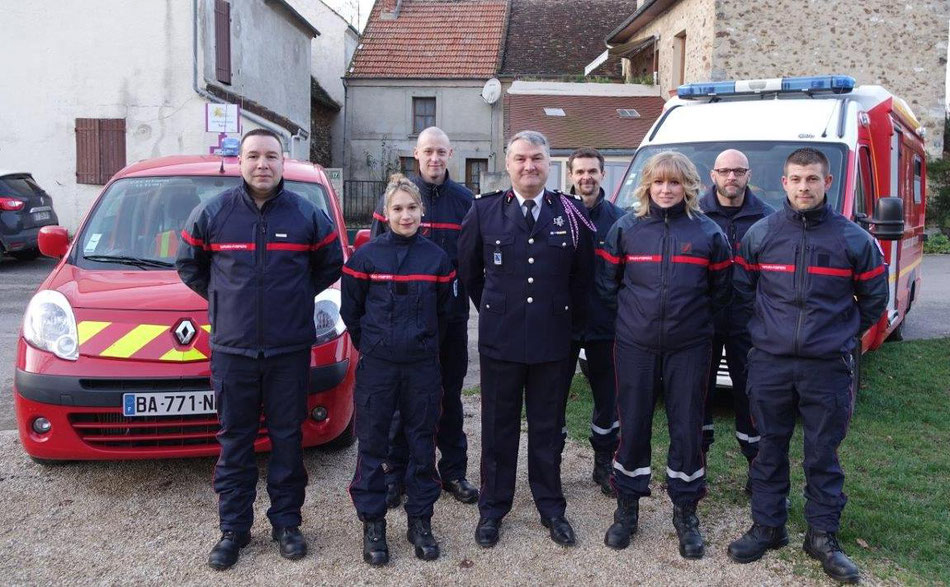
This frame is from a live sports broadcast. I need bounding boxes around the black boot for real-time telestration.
[406,516,440,560]
[672,503,705,559]
[208,530,251,570]
[603,496,639,550]
[592,452,616,497]
[362,519,389,566]
[385,482,404,509]
[803,528,861,584]
[727,523,789,563]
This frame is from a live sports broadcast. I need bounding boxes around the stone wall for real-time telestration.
[712,0,950,156]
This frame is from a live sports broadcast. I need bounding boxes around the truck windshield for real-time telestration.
[613,142,848,213]
[74,176,333,270]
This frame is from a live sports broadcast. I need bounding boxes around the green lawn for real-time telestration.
[560,338,950,584]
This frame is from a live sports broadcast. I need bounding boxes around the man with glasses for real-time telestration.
[698,149,774,489]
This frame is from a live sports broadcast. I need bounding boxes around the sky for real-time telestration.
[322,0,374,31]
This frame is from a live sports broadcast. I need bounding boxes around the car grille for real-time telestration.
[68,412,267,449]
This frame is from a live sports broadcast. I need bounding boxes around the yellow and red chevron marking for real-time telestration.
[77,320,212,362]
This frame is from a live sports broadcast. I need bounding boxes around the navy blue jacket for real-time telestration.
[572,188,624,342]
[597,200,733,352]
[176,180,343,358]
[341,231,454,362]
[371,173,473,323]
[457,189,595,364]
[735,198,888,359]
[698,186,775,336]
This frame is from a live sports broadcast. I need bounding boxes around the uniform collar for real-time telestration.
[384,229,419,245]
[648,198,687,218]
[412,171,452,198]
[240,178,285,210]
[569,186,605,215]
[782,197,831,225]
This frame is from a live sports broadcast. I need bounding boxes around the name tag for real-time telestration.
[493,251,503,265]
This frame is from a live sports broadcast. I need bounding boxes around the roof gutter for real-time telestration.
[192,0,305,156]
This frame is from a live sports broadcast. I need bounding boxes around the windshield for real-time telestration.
[613,141,848,213]
[74,176,333,270]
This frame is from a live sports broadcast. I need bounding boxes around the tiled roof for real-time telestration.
[504,93,666,150]
[499,0,630,78]
[347,0,509,78]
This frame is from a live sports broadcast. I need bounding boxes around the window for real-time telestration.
[913,156,922,204]
[399,157,418,176]
[465,159,488,193]
[672,31,686,86]
[617,109,641,119]
[75,118,127,185]
[215,0,231,85]
[854,147,873,218]
[412,97,436,134]
[543,108,566,117]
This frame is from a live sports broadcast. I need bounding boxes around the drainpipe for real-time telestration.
[192,0,305,157]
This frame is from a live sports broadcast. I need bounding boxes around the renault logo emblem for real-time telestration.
[173,319,197,346]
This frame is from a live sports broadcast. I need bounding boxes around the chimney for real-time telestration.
[381,0,403,20]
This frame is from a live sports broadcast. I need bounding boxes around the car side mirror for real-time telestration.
[38,225,70,258]
[869,197,904,241]
[353,229,371,250]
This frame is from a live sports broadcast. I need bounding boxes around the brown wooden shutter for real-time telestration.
[75,118,100,185]
[98,119,126,183]
[215,0,231,85]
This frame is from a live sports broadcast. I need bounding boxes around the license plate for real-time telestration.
[32,211,51,222]
[122,391,215,417]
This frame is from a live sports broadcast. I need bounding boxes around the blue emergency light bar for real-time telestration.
[677,75,856,99]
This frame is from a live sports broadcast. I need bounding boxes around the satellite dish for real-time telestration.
[481,78,502,104]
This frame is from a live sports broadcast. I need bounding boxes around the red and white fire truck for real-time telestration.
[15,155,356,464]
[612,75,925,384]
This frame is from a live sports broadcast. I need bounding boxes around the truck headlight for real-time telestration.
[23,290,79,361]
[313,288,345,345]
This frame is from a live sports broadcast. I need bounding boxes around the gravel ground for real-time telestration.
[0,394,877,586]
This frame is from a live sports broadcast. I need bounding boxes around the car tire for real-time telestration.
[885,318,904,342]
[11,248,40,261]
[322,412,355,450]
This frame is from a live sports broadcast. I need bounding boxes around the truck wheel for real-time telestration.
[885,319,904,342]
[322,413,355,450]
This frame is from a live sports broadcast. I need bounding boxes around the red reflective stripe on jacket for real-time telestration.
[181,230,204,248]
[343,265,456,283]
[420,221,463,231]
[626,254,663,263]
[267,242,310,251]
[595,248,622,264]
[312,230,339,250]
[758,263,795,273]
[708,258,733,271]
[671,255,710,266]
[209,242,256,251]
[735,255,756,270]
[855,264,885,281]
[808,266,853,278]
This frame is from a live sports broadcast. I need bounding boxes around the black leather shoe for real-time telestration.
[540,515,577,547]
[385,482,404,509]
[407,516,440,560]
[271,526,307,560]
[593,452,617,497]
[474,516,500,548]
[672,503,705,559]
[362,519,389,566]
[604,496,639,550]
[208,530,251,570]
[727,523,789,563]
[803,528,861,584]
[443,478,479,504]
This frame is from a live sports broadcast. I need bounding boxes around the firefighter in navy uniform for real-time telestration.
[597,152,732,559]
[698,149,774,486]
[176,129,344,571]
[369,127,477,508]
[564,148,624,496]
[727,148,887,584]
[458,130,595,548]
[343,174,455,566]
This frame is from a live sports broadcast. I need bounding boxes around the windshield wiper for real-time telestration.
[83,254,175,269]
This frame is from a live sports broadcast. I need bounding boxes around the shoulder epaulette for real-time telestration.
[475,189,504,200]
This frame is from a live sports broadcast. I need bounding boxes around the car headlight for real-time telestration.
[313,288,345,345]
[23,290,79,360]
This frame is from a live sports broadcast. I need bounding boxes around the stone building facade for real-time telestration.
[605,0,949,155]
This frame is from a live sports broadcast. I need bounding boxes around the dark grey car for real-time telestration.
[0,171,59,260]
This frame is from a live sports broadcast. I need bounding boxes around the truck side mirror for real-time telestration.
[869,196,904,241]
[38,225,70,258]
[353,229,371,250]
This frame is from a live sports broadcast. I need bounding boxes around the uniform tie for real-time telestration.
[524,199,536,231]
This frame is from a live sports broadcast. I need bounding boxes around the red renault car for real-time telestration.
[14,155,356,464]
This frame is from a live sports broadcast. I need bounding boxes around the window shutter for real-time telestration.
[75,118,100,185]
[215,0,231,85]
[98,119,126,183]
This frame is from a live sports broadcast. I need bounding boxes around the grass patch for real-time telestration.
[561,338,950,584]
